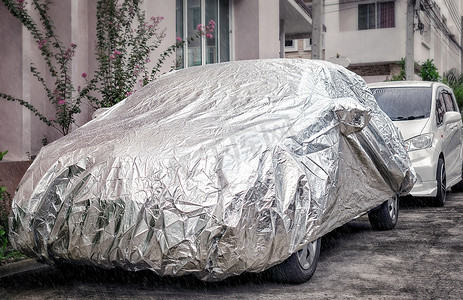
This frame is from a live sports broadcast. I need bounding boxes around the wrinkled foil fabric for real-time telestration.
[10,59,415,281]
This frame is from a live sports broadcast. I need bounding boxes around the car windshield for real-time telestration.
[371,87,432,121]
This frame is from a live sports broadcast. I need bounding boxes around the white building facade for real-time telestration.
[323,0,462,82]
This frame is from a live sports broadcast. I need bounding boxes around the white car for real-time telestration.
[369,81,463,206]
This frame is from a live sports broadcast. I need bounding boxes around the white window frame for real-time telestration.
[181,0,232,67]
[303,38,311,51]
[285,39,298,52]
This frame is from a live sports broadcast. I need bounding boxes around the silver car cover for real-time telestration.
[10,59,415,281]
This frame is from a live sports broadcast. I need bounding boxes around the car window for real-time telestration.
[371,87,432,121]
[443,92,456,112]
[436,92,446,126]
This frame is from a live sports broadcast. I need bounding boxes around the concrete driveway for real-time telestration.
[1,193,462,299]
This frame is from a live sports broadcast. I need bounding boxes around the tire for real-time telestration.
[368,194,399,231]
[269,238,321,284]
[434,158,446,207]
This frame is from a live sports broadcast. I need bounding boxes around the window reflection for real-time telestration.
[188,0,202,67]
[176,0,230,68]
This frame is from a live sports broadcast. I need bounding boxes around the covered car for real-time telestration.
[10,59,415,283]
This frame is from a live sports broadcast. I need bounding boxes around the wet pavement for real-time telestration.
[1,193,462,299]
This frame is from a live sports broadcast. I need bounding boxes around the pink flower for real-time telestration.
[70,43,76,48]
[160,16,164,20]
[176,37,182,42]
[58,99,66,105]
[16,0,26,10]
[37,39,47,50]
[81,72,87,78]
[206,33,213,39]
[196,24,202,31]
[111,50,122,59]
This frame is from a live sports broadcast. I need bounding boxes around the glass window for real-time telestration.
[176,0,184,69]
[219,0,230,62]
[205,0,218,64]
[358,3,375,30]
[188,0,202,67]
[176,0,230,69]
[371,87,432,121]
[443,92,456,112]
[359,1,395,30]
[378,2,395,28]
[436,93,446,126]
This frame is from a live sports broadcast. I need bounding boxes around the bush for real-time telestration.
[0,151,27,263]
[420,59,440,82]
[0,151,10,257]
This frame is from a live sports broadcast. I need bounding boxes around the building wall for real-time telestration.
[234,0,279,60]
[258,0,279,59]
[234,0,260,60]
[325,0,407,65]
[0,4,25,161]
[325,0,462,82]
[0,0,179,161]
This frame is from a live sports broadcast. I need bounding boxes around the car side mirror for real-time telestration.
[333,98,371,135]
[443,111,461,125]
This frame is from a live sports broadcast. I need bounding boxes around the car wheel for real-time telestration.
[368,194,399,231]
[269,237,321,284]
[434,158,446,207]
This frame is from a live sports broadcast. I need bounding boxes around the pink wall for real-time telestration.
[234,0,260,60]
[0,4,27,161]
[0,0,177,161]
[234,0,279,61]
